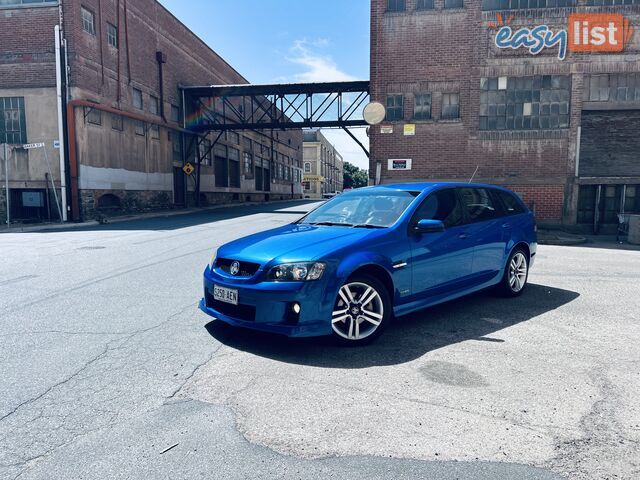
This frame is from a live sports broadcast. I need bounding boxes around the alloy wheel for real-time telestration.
[508,252,528,293]
[332,282,384,341]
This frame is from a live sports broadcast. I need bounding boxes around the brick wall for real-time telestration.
[370,0,640,224]
[0,4,59,89]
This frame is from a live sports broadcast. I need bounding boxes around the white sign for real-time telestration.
[23,143,45,150]
[53,140,60,149]
[388,159,412,171]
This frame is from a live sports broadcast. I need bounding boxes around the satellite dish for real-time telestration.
[363,102,386,126]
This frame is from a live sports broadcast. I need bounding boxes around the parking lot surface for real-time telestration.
[1,201,638,479]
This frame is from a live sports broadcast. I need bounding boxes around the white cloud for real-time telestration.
[287,39,357,83]
[284,40,369,171]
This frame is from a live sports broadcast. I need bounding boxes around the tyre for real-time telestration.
[331,274,391,346]
[499,247,529,297]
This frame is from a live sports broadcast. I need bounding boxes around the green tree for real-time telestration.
[343,162,369,189]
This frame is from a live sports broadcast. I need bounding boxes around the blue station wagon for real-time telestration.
[200,183,537,345]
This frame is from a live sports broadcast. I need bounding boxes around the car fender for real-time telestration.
[321,252,396,306]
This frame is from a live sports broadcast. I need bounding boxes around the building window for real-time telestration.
[0,0,58,6]
[243,136,252,151]
[132,88,143,109]
[441,93,460,120]
[482,0,577,9]
[244,152,253,175]
[227,131,239,145]
[0,97,26,145]
[81,7,95,35]
[304,162,311,173]
[170,105,180,123]
[414,94,432,120]
[385,95,404,121]
[135,120,145,136]
[416,0,434,8]
[150,124,160,140]
[214,144,228,187]
[149,95,159,116]
[86,107,102,125]
[480,75,571,131]
[111,114,123,131]
[387,0,405,11]
[585,73,640,103]
[444,0,463,8]
[586,0,639,4]
[107,23,118,48]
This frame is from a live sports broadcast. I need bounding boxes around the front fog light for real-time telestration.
[292,303,301,314]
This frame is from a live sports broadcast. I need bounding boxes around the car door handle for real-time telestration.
[459,233,470,240]
[502,223,512,229]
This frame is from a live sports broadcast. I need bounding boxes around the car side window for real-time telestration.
[413,189,463,228]
[458,187,499,223]
[496,190,526,216]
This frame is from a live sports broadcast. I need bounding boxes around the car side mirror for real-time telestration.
[414,219,445,234]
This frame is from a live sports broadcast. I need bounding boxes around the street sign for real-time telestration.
[23,143,46,150]
[53,140,60,149]
[183,162,195,176]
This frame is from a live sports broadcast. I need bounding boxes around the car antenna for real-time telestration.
[468,166,479,184]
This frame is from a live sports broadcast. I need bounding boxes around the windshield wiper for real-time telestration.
[352,224,387,229]
[309,221,354,227]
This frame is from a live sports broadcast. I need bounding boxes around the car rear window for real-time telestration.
[496,190,526,215]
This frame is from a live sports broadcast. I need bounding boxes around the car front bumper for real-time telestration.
[199,267,335,337]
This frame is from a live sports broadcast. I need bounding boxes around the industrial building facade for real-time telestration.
[302,130,344,199]
[370,0,640,231]
[1,0,302,223]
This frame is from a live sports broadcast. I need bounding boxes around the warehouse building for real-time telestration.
[0,0,302,224]
[370,0,640,231]
[302,130,344,199]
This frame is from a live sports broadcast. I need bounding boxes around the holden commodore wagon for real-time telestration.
[200,183,537,345]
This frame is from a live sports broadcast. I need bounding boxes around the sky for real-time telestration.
[158,0,371,170]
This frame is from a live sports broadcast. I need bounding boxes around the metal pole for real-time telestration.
[55,25,68,221]
[43,146,63,223]
[3,144,9,228]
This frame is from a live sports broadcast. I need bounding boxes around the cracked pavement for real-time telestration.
[1,201,638,479]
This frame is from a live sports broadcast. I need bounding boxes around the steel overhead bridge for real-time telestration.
[181,80,370,132]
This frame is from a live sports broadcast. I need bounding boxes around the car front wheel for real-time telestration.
[500,248,529,297]
[331,274,390,345]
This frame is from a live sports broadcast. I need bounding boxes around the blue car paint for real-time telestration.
[200,182,537,337]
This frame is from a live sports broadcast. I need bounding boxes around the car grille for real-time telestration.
[215,258,261,277]
[205,291,256,322]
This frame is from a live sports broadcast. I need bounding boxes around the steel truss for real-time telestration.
[181,81,370,132]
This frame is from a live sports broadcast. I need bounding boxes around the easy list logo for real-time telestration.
[490,13,634,61]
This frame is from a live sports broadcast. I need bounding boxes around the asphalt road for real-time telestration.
[1,201,638,480]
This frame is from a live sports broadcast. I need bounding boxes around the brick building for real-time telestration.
[1,0,302,223]
[370,0,640,231]
[302,130,344,199]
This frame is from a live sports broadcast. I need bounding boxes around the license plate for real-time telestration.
[213,285,238,305]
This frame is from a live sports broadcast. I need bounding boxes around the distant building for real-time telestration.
[302,130,344,199]
[0,0,302,223]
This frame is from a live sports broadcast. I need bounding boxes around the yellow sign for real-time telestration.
[404,124,416,136]
[183,162,195,176]
[303,175,324,182]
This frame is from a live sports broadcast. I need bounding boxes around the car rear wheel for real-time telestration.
[331,274,390,345]
[500,248,529,297]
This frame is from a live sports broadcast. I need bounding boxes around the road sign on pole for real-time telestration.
[183,162,195,176]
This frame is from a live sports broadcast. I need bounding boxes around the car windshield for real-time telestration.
[299,189,419,228]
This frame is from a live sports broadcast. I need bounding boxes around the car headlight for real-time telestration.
[209,248,218,270]
[267,262,325,282]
